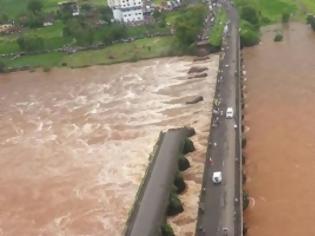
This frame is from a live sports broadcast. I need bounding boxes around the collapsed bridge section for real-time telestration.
[124,127,194,236]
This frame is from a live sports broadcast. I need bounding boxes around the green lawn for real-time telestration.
[234,0,315,23]
[0,0,107,17]
[3,36,178,69]
[0,20,71,54]
[209,8,227,47]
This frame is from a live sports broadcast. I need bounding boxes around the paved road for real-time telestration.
[196,1,240,235]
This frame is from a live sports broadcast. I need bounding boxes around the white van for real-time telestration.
[226,107,234,118]
[212,171,222,184]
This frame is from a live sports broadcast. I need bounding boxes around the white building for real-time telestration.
[108,0,144,23]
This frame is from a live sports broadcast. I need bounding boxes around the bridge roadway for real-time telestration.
[196,0,241,235]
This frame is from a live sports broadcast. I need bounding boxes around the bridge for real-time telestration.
[195,0,243,235]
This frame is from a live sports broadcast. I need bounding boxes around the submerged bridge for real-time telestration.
[124,128,190,236]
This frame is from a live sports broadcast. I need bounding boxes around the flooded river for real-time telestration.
[244,22,315,235]
[0,56,219,236]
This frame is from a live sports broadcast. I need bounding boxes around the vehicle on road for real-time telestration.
[226,107,234,118]
[212,171,222,184]
[222,227,229,235]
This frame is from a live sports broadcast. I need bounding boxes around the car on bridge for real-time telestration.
[226,107,234,118]
[212,171,222,184]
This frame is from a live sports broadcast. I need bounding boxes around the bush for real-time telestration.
[242,136,247,148]
[306,15,315,31]
[167,191,184,216]
[240,20,260,47]
[174,4,207,46]
[16,35,45,52]
[161,223,175,236]
[174,172,186,194]
[184,126,196,137]
[183,138,195,154]
[241,6,260,28]
[0,61,6,73]
[282,12,290,23]
[43,66,51,72]
[243,191,249,210]
[178,155,190,171]
[274,32,283,42]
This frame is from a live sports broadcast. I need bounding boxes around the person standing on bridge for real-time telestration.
[209,157,213,165]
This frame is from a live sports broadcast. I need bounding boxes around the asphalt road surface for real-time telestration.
[196,1,240,236]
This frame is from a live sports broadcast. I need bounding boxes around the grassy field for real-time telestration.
[0,0,107,17]
[208,8,227,47]
[234,0,315,24]
[0,21,71,54]
[2,36,178,69]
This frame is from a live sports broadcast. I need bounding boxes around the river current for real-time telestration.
[0,56,219,236]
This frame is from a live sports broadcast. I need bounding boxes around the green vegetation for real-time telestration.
[183,138,195,154]
[0,0,106,17]
[167,190,184,216]
[2,36,180,70]
[232,0,315,46]
[282,12,290,23]
[174,171,186,194]
[239,20,260,47]
[274,32,283,41]
[173,4,207,49]
[178,154,190,171]
[307,15,315,30]
[161,223,175,236]
[208,8,227,47]
[0,60,5,72]
[243,191,249,210]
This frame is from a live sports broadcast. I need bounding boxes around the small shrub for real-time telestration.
[243,191,249,210]
[43,66,51,72]
[167,191,184,216]
[242,137,247,148]
[161,223,175,236]
[0,61,6,73]
[183,138,195,154]
[242,172,247,183]
[282,12,290,23]
[178,155,190,171]
[274,33,283,42]
[174,172,186,194]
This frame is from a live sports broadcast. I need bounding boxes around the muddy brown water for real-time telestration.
[243,22,315,236]
[0,56,219,236]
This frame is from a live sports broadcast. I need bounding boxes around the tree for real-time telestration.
[27,0,43,14]
[306,15,315,31]
[102,24,127,45]
[174,4,207,47]
[274,32,283,42]
[241,6,260,28]
[0,61,6,73]
[282,12,290,23]
[99,6,113,24]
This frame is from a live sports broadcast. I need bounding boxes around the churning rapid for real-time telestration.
[244,23,315,236]
[0,56,219,236]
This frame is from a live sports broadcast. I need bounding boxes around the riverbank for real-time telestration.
[1,36,182,71]
[243,22,315,235]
